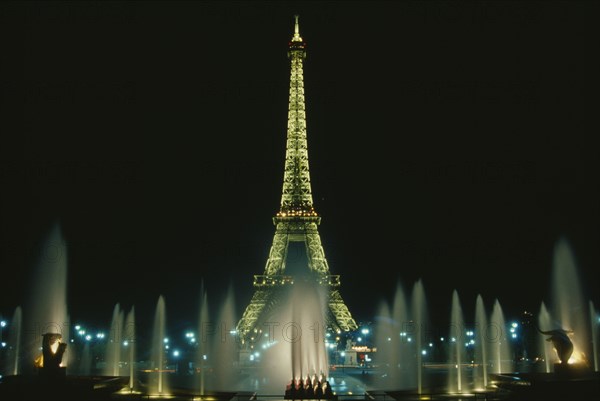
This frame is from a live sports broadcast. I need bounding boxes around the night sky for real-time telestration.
[0,1,598,333]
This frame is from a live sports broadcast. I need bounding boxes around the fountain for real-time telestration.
[590,301,599,372]
[538,302,553,373]
[6,306,22,376]
[549,237,590,367]
[79,342,92,375]
[104,303,124,376]
[410,279,427,394]
[474,294,488,389]
[125,306,135,390]
[373,282,407,388]
[489,299,513,375]
[372,280,428,393]
[210,285,238,392]
[25,222,69,370]
[150,295,169,395]
[196,285,208,396]
[447,290,466,393]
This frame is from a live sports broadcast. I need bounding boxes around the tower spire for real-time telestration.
[292,14,302,42]
[279,14,313,218]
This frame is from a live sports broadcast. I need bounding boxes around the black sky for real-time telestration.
[0,1,598,332]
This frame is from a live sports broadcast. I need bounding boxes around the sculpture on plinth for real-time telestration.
[538,327,574,365]
[36,333,67,379]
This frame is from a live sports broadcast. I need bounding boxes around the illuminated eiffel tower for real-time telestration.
[237,16,357,342]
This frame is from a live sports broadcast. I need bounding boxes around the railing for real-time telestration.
[253,275,341,287]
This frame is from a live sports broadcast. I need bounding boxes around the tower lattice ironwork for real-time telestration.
[237,16,357,341]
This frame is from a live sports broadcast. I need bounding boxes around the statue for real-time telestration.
[38,333,67,379]
[538,327,574,365]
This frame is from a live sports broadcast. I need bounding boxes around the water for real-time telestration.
[590,301,599,371]
[26,222,69,368]
[411,280,427,394]
[551,237,589,365]
[250,280,329,393]
[151,295,168,395]
[474,295,488,388]
[538,302,553,373]
[80,342,92,375]
[211,285,238,391]
[6,306,22,375]
[104,303,124,376]
[125,306,136,389]
[489,299,513,374]
[448,290,465,393]
[373,282,408,389]
[197,286,209,395]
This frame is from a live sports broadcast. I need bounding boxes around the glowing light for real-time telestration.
[78,330,85,336]
[361,328,369,334]
[511,322,518,328]
[50,339,60,353]
[123,340,129,346]
[340,352,346,357]
[163,338,169,343]
[451,337,456,342]
[421,350,427,355]
[173,350,180,357]
[185,332,195,338]
[254,352,260,357]
[440,337,445,341]
[75,325,81,330]
[1,342,6,347]
[85,335,92,341]
[0,321,6,328]
[96,332,105,339]
[387,337,391,342]
[250,355,255,361]
[407,337,412,342]
[357,337,362,342]
[429,342,433,347]
[511,333,517,339]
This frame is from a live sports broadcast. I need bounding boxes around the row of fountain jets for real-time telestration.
[1,224,599,396]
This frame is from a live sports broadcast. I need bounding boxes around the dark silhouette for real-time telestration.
[537,327,574,364]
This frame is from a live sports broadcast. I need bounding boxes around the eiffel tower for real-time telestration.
[236,16,357,342]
